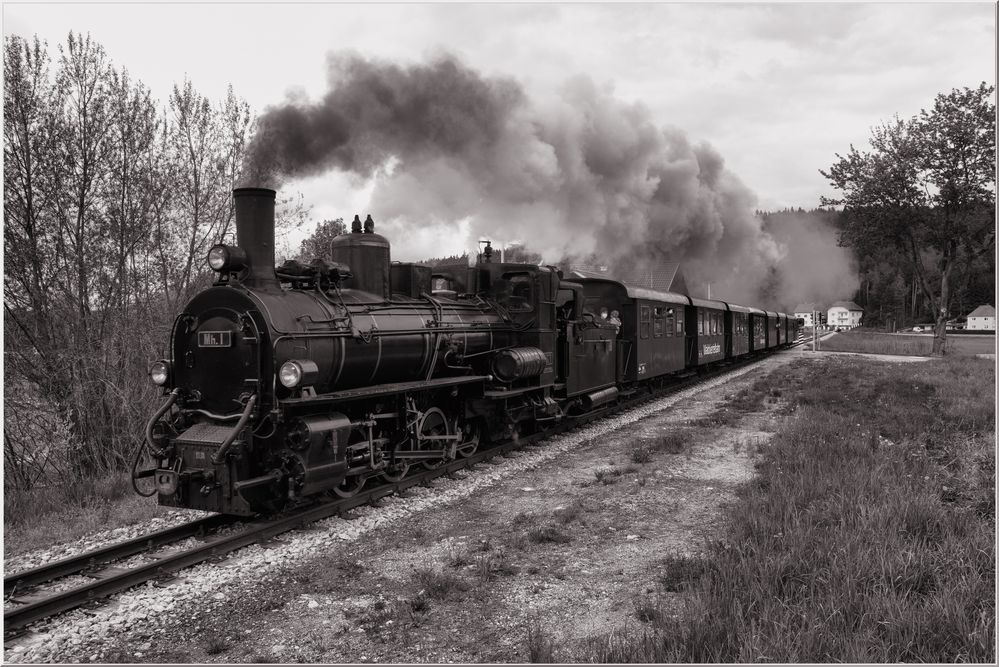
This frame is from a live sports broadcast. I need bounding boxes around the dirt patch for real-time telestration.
[95,354,810,664]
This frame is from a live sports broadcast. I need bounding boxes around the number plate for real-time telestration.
[198,331,232,348]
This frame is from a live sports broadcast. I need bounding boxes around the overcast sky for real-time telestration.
[4,1,996,259]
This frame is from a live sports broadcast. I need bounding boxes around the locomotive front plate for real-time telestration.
[198,331,232,347]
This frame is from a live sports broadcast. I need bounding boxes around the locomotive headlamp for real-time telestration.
[149,360,171,386]
[279,359,319,388]
[207,244,248,273]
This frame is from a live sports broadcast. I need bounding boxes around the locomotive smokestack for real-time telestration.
[233,187,278,289]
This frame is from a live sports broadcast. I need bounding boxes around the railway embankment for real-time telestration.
[5,354,795,663]
[5,352,992,663]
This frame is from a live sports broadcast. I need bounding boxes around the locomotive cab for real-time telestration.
[475,260,558,390]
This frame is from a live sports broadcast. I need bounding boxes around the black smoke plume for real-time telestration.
[244,53,857,308]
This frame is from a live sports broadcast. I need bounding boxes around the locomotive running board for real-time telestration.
[281,375,491,406]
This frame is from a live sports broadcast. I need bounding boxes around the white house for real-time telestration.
[793,303,823,328]
[827,301,863,331]
[966,305,995,331]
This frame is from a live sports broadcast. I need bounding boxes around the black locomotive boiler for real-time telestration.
[139,187,799,515]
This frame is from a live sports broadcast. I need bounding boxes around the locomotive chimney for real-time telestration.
[233,187,278,289]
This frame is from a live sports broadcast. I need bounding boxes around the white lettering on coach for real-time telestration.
[702,343,721,355]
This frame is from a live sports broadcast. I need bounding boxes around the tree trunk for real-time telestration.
[931,257,953,356]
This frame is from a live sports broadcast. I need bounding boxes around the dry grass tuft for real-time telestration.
[528,524,572,544]
[526,621,556,663]
[203,638,228,656]
[412,567,469,601]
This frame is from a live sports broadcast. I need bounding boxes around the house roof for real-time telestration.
[569,261,689,296]
[792,303,822,313]
[968,304,996,318]
[829,301,863,312]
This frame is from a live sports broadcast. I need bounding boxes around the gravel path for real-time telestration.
[4,353,797,664]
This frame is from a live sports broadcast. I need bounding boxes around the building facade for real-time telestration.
[966,305,995,331]
[827,301,863,331]
[793,303,824,328]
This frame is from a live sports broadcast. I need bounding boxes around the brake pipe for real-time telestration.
[212,394,258,464]
[144,388,181,457]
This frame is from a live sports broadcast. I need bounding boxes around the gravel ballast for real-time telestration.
[4,353,799,664]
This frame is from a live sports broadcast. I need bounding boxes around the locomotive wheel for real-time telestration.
[457,419,481,458]
[381,459,410,483]
[418,407,452,470]
[333,474,366,499]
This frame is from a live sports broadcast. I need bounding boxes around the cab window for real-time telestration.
[499,272,533,312]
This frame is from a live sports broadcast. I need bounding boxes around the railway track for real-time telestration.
[3,348,790,636]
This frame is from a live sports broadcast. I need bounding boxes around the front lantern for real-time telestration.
[207,244,247,273]
[279,360,319,389]
[149,360,172,386]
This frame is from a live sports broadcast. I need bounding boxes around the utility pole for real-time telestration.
[812,309,819,352]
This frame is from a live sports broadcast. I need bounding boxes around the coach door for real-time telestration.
[565,318,616,397]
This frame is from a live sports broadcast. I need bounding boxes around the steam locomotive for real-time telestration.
[137,188,799,515]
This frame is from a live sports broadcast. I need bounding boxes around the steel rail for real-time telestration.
[3,515,233,597]
[3,346,792,635]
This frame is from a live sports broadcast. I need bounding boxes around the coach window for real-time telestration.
[640,305,651,339]
[665,308,674,337]
[697,311,703,336]
[653,307,664,338]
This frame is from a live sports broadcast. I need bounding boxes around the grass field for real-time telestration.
[591,355,995,663]
[819,330,995,356]
[3,473,169,557]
